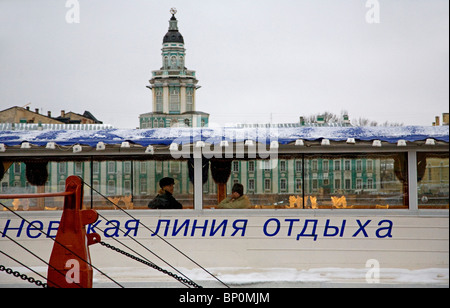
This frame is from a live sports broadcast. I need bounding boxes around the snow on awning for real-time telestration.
[0,126,448,147]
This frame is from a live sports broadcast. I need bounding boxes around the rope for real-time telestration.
[94,215,198,288]
[99,241,200,288]
[0,201,124,288]
[85,182,230,288]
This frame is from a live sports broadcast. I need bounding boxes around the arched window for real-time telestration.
[186,89,193,111]
[179,56,184,68]
[169,88,180,112]
[156,90,163,112]
[170,56,177,68]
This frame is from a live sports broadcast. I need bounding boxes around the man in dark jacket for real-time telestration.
[148,177,183,209]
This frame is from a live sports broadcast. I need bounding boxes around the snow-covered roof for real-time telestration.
[0,126,448,147]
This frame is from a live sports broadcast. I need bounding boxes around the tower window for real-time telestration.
[170,56,177,69]
[156,90,163,112]
[169,89,180,112]
[179,56,184,68]
[186,90,193,111]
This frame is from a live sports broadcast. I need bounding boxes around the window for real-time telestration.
[248,179,255,191]
[124,162,131,174]
[311,160,318,172]
[335,179,341,190]
[75,162,83,174]
[93,162,99,174]
[280,160,286,172]
[367,178,373,189]
[280,178,287,192]
[232,161,239,172]
[356,160,362,172]
[124,180,131,194]
[323,160,329,172]
[345,179,351,190]
[108,180,115,194]
[140,178,147,194]
[108,161,115,174]
[344,160,351,171]
[58,163,67,174]
[169,88,180,112]
[179,56,184,68]
[140,162,147,174]
[264,178,271,191]
[295,160,302,173]
[367,160,373,172]
[14,163,21,174]
[334,160,341,171]
[312,179,318,190]
[186,90,193,112]
[248,161,255,172]
[295,178,302,192]
[418,152,449,209]
[2,154,421,211]
[356,178,363,190]
[156,90,163,112]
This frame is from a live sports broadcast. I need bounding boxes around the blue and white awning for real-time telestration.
[0,126,448,147]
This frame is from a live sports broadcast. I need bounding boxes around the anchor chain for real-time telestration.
[0,264,48,288]
[99,241,202,288]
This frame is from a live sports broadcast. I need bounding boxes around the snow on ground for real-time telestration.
[1,266,448,288]
[93,266,449,286]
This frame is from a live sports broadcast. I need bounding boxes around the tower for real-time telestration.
[139,8,209,128]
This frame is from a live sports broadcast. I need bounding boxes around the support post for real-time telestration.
[193,148,203,211]
[408,150,418,211]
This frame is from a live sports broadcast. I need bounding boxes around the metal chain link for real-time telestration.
[99,241,202,288]
[0,264,48,288]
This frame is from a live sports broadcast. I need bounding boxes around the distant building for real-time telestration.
[432,113,449,126]
[235,114,352,128]
[0,106,104,126]
[139,10,209,128]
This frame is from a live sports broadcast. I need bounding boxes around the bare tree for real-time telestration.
[304,110,404,127]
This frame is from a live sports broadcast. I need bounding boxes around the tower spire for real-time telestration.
[163,8,184,44]
[169,7,178,31]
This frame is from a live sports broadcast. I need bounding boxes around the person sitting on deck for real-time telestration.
[148,177,182,209]
[217,183,252,209]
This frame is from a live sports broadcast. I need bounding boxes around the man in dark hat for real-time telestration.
[148,177,183,209]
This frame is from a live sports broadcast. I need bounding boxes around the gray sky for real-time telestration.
[0,0,448,128]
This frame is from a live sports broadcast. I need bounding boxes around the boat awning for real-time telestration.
[0,126,448,147]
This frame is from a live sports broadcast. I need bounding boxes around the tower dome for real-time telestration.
[163,14,184,44]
